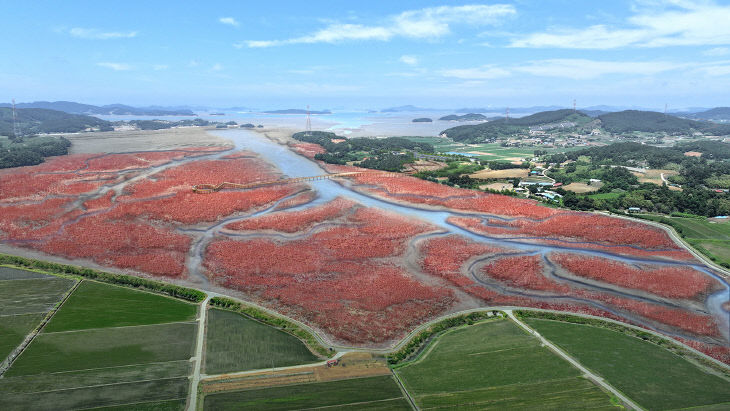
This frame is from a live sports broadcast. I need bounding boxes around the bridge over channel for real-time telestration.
[192,171,396,193]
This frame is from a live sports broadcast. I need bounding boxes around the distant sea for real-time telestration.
[94,110,498,137]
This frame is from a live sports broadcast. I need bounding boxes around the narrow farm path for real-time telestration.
[187,294,211,411]
[505,310,643,411]
[391,368,419,410]
[200,350,347,381]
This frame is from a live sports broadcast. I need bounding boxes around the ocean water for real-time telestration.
[94,110,486,137]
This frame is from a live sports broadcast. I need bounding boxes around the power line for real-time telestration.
[11,98,20,138]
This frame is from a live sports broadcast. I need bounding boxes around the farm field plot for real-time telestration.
[0,267,75,360]
[395,319,615,410]
[640,214,730,266]
[0,279,197,411]
[525,318,730,410]
[0,312,45,362]
[0,275,75,316]
[44,280,197,332]
[204,308,318,374]
[203,375,410,410]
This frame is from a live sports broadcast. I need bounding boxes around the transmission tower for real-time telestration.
[305,105,312,136]
[505,107,510,123]
[664,103,668,116]
[573,99,576,113]
[11,99,20,139]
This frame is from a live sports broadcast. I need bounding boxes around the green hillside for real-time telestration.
[0,107,112,137]
[441,109,590,143]
[599,110,730,135]
[439,113,488,121]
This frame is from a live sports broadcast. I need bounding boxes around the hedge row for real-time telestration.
[388,311,500,365]
[515,310,730,377]
[209,296,331,358]
[0,253,205,303]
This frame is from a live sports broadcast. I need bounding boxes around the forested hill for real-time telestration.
[598,110,730,135]
[560,140,730,168]
[674,107,730,121]
[439,113,488,121]
[441,109,590,143]
[0,101,195,116]
[0,108,112,137]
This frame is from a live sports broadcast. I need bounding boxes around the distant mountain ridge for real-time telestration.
[0,101,195,116]
[673,107,730,121]
[441,108,730,142]
[439,113,488,121]
[0,107,112,136]
[442,109,591,142]
[598,110,730,134]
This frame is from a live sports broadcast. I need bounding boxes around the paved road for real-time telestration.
[187,295,211,411]
[505,310,643,411]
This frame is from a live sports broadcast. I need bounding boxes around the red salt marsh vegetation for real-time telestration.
[0,143,727,361]
[481,255,571,293]
[205,200,455,344]
[553,254,718,299]
[0,148,299,276]
[226,197,353,233]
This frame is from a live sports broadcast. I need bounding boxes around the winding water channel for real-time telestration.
[195,129,730,344]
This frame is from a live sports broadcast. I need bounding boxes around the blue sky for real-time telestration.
[2,0,730,109]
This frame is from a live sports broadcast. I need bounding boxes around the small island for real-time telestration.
[412,117,433,123]
[439,113,488,121]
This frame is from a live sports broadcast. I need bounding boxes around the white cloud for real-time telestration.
[704,47,730,56]
[516,59,686,79]
[153,64,169,71]
[69,27,137,39]
[697,62,730,76]
[244,4,515,47]
[440,59,688,80]
[399,55,419,65]
[96,62,133,71]
[219,17,239,27]
[440,66,511,79]
[211,63,223,71]
[510,1,730,48]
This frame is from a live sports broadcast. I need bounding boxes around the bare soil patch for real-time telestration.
[60,127,233,153]
[563,182,601,193]
[403,160,447,174]
[470,168,529,179]
[201,353,390,393]
[480,183,514,191]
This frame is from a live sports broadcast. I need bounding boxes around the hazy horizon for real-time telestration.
[4,1,730,108]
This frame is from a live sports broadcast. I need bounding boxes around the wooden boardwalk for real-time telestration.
[192,171,394,193]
